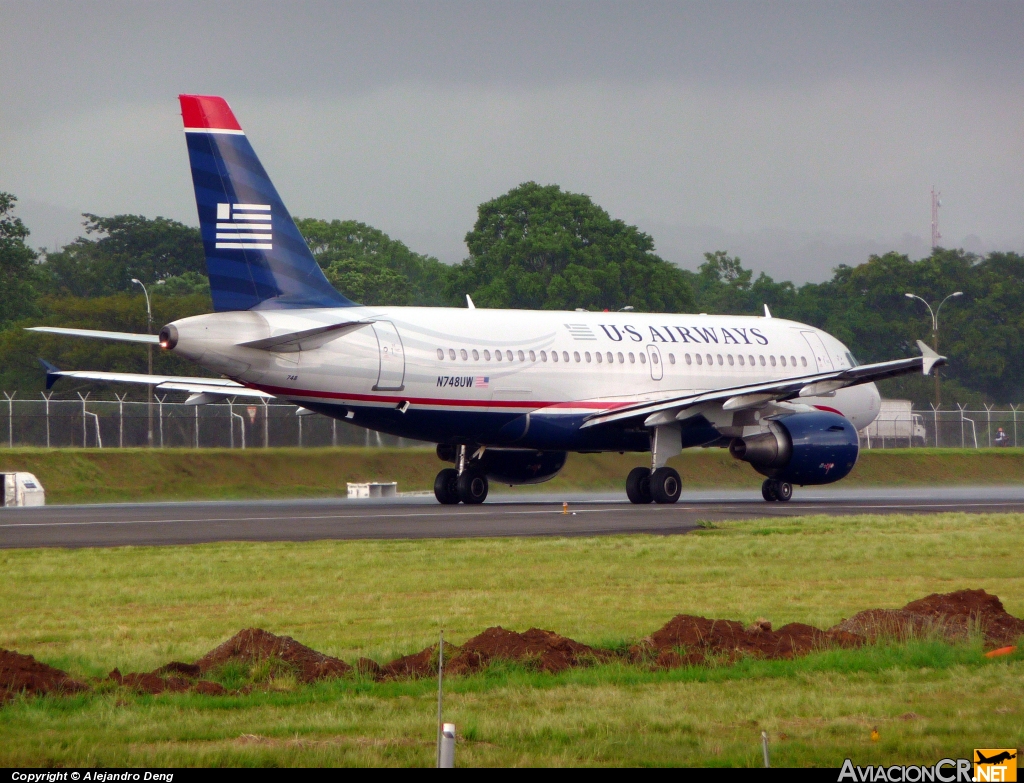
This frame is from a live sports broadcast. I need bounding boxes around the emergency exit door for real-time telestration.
[372,321,406,390]
[801,331,834,372]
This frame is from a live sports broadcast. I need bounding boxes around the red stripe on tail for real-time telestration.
[178,95,242,131]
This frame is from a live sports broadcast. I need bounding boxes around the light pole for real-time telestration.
[131,278,154,447]
[905,291,962,406]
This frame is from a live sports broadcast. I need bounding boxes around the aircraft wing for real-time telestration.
[27,327,161,344]
[581,340,944,429]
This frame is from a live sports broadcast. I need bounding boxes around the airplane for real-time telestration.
[976,751,1016,765]
[29,95,946,506]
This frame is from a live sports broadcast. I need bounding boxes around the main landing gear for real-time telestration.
[626,466,682,504]
[434,445,489,505]
[761,478,792,502]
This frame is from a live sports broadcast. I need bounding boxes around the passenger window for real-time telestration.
[770,355,777,367]
[617,352,624,363]
[695,354,702,365]
[738,355,744,366]
[791,355,797,367]
[574,351,581,362]
[562,351,570,362]
[780,356,787,367]
[460,349,468,360]
[706,354,713,365]
[529,350,536,361]
[607,352,614,363]
[540,350,547,362]
[759,355,766,366]
[472,349,480,361]
[448,349,456,360]
[639,353,647,364]
[552,351,558,362]
[437,348,444,360]
[749,355,755,366]
[506,350,513,361]
[801,356,807,367]
[715,354,722,365]
[685,353,691,365]
[668,353,675,365]
[652,353,659,364]
[727,354,734,366]
[496,350,503,361]
[595,352,602,363]
[518,350,525,361]
[484,349,491,360]
[629,353,636,364]
[585,351,591,362]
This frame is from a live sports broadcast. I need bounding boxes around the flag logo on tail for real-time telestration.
[215,203,272,250]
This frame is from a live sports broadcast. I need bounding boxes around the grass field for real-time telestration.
[1,447,1023,504]
[1,511,1022,766]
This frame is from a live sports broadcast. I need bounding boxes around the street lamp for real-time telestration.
[905,291,962,406]
[131,278,154,447]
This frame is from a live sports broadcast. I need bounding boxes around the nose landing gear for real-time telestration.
[761,478,792,502]
[433,445,489,505]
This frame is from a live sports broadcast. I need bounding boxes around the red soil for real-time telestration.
[194,628,352,683]
[0,649,87,702]
[446,626,607,675]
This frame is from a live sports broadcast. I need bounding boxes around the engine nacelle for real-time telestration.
[477,449,567,485]
[729,411,859,485]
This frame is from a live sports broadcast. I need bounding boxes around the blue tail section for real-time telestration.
[179,95,354,312]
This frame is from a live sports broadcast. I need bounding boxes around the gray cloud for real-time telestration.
[2,1,1023,280]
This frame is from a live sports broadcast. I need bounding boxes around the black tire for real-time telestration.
[434,468,460,505]
[776,481,793,502]
[626,467,653,504]
[761,479,778,502]
[457,469,489,504]
[650,467,682,504]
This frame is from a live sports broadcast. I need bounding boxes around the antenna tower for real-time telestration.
[930,186,941,249]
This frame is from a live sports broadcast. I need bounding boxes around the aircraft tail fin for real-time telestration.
[179,95,354,312]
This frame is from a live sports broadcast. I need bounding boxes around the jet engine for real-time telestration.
[729,411,859,485]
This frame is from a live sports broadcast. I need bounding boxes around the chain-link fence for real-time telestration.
[0,393,1018,449]
[0,394,428,449]
[861,406,1023,449]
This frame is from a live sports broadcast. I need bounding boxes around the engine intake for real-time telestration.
[729,411,859,486]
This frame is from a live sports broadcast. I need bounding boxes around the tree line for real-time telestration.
[0,185,1020,406]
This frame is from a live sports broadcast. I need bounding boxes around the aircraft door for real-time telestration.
[801,331,834,372]
[647,344,664,381]
[372,321,405,390]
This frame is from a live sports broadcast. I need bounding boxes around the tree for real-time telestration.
[448,182,695,312]
[0,193,40,327]
[295,218,451,306]
[38,214,205,297]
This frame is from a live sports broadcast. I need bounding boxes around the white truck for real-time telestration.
[861,399,928,447]
[0,472,45,506]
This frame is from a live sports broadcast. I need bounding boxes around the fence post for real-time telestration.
[2,392,15,448]
[984,404,993,448]
[228,398,245,449]
[262,399,269,448]
[194,405,199,449]
[297,411,303,447]
[930,403,940,448]
[228,399,235,449]
[1012,405,1019,448]
[332,418,337,448]
[40,391,52,448]
[157,394,165,447]
[76,392,89,447]
[115,392,128,448]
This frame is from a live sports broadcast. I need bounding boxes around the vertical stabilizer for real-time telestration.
[179,95,353,312]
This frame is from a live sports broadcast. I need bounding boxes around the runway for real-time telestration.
[1,486,1023,549]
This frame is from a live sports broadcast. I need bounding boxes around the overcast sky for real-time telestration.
[2,1,1022,282]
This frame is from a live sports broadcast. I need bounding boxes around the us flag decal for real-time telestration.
[215,203,273,250]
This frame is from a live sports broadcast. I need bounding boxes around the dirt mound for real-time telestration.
[633,615,864,668]
[830,590,1024,648]
[0,649,88,702]
[378,641,458,679]
[194,628,351,683]
[447,626,607,674]
[107,667,227,696]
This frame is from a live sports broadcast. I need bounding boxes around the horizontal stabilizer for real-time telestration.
[27,327,160,344]
[37,366,272,402]
[237,321,368,352]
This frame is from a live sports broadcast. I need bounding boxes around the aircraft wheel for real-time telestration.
[434,468,460,505]
[626,467,653,504]
[457,468,489,504]
[775,481,793,502]
[650,467,682,504]
[761,479,778,502]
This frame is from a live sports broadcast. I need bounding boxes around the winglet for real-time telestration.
[763,304,772,318]
[917,340,944,375]
[38,358,62,390]
[466,294,476,309]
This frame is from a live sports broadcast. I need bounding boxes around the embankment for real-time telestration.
[0,447,1022,504]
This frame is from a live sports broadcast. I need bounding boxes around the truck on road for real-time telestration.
[860,399,928,447]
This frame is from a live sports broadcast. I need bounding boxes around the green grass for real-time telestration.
[2,447,1024,504]
[1,512,1023,765]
